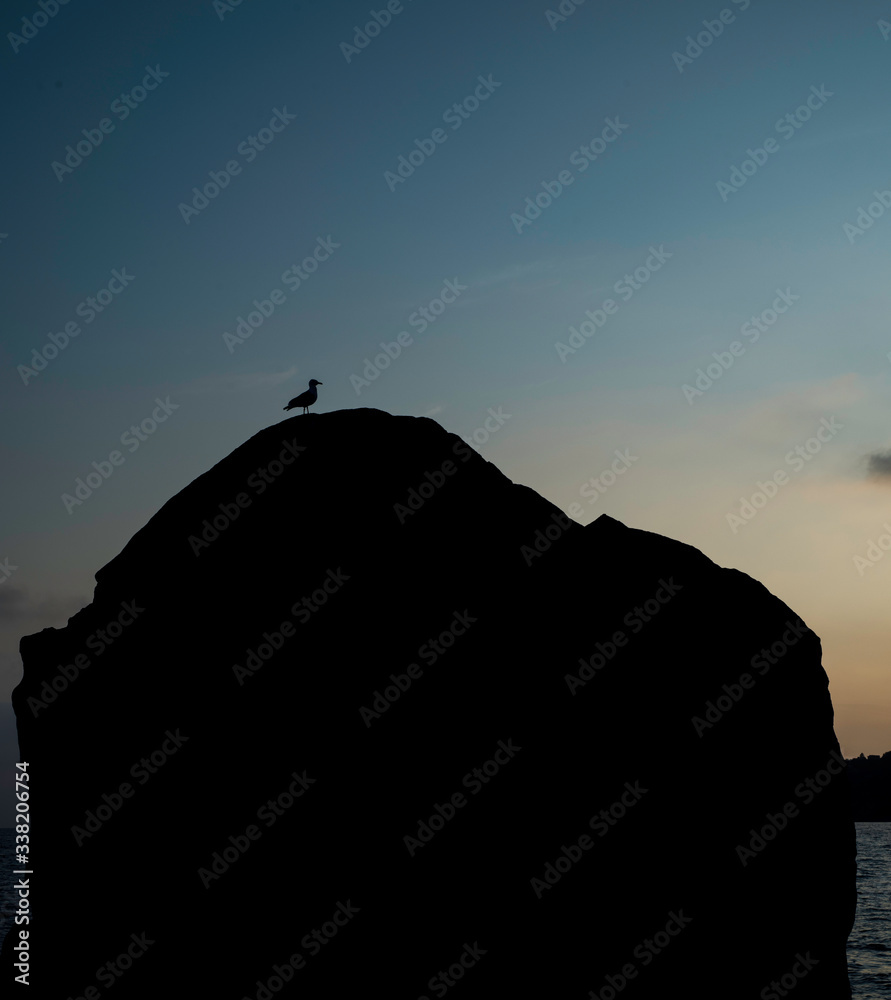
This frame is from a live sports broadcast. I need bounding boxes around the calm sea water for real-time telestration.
[849,823,891,999]
[0,823,887,992]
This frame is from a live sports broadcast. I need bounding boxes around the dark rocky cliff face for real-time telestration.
[5,408,855,997]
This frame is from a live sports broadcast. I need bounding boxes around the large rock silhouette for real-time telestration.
[5,408,855,998]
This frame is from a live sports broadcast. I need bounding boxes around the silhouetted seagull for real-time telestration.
[284,379,323,414]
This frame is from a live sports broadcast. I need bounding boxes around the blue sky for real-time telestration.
[2,0,891,820]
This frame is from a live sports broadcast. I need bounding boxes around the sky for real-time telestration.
[2,0,891,821]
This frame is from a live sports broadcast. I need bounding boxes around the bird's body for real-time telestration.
[284,379,323,414]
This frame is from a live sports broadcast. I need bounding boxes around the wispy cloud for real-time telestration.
[472,254,605,292]
[731,373,865,451]
[473,259,566,289]
[165,366,300,396]
[791,121,889,155]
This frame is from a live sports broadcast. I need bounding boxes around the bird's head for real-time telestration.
[309,379,323,386]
